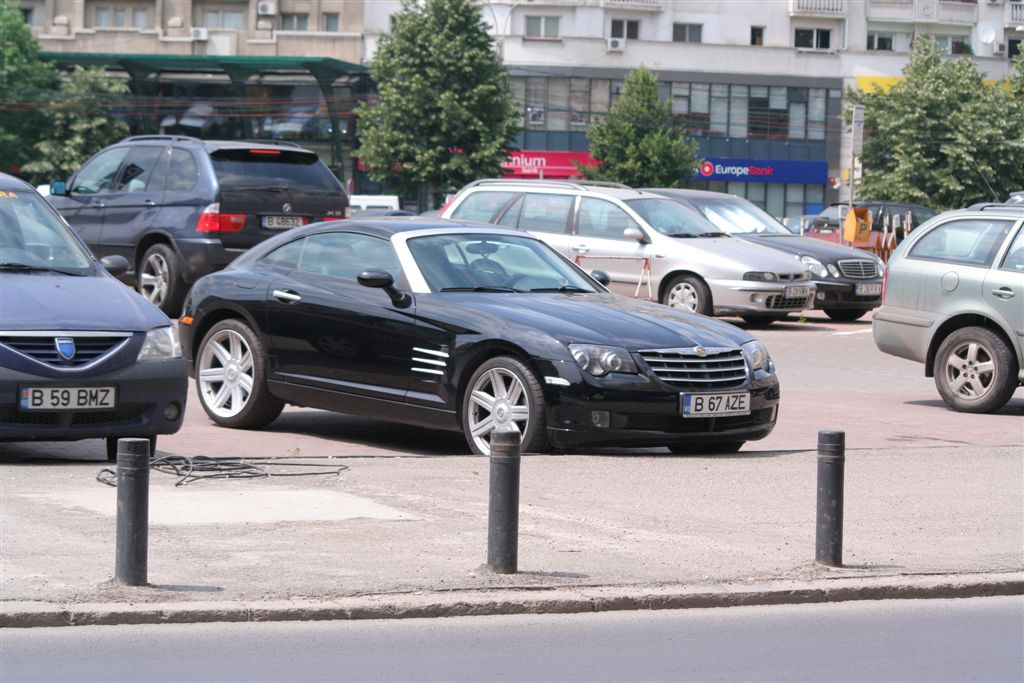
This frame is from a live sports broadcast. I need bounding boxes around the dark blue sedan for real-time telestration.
[0,173,187,459]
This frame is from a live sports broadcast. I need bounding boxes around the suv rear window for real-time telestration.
[211,149,340,193]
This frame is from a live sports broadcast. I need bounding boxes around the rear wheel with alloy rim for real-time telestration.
[462,356,547,456]
[662,275,712,315]
[196,319,284,429]
[933,326,1018,413]
[138,244,188,316]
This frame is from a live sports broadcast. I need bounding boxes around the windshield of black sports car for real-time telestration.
[0,189,94,274]
[694,196,792,235]
[407,233,601,293]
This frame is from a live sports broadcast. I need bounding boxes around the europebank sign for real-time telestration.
[697,158,828,185]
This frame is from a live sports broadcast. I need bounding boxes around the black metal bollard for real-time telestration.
[115,438,150,586]
[487,429,521,574]
[815,430,845,567]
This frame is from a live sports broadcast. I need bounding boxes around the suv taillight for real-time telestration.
[196,203,247,233]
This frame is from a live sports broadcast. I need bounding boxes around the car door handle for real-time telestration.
[572,244,590,253]
[272,289,302,303]
[991,287,1015,299]
[144,199,156,207]
[89,200,105,208]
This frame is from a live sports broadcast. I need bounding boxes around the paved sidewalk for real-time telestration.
[1,443,1021,627]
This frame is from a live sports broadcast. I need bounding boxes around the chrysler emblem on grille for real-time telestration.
[282,203,293,214]
[55,337,76,360]
[694,346,707,357]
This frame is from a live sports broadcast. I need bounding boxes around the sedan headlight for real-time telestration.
[741,340,774,373]
[569,344,638,377]
[800,255,829,278]
[743,271,777,282]
[137,325,182,361]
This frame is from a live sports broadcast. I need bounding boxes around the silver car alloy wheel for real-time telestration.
[942,339,996,400]
[467,367,530,455]
[198,328,256,419]
[666,281,699,312]
[139,251,169,306]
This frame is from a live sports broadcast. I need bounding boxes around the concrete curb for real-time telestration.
[3,572,1021,628]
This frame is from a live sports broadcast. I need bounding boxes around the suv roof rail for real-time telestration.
[123,134,203,143]
[966,202,1024,211]
[459,178,633,192]
[234,138,304,148]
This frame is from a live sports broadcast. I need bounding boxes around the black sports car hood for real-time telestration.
[426,292,753,352]
[0,273,171,331]
[742,234,876,262]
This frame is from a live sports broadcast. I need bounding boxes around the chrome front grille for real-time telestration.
[0,333,131,368]
[638,348,747,390]
[837,259,878,279]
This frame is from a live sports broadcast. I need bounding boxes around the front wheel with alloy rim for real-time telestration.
[662,275,712,315]
[196,319,284,429]
[933,326,1018,413]
[462,356,547,456]
[138,243,188,316]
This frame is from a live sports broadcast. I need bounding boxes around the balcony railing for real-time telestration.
[790,0,847,15]
[599,0,664,9]
[868,0,978,23]
[1010,2,1024,25]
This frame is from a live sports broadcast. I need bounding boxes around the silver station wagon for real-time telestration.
[442,180,814,325]
[873,204,1024,413]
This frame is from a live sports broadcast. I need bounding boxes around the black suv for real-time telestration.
[46,136,348,315]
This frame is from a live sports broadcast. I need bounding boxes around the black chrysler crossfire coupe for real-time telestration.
[178,217,780,455]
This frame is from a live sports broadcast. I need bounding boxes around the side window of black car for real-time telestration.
[261,238,306,269]
[71,148,130,195]
[298,233,401,281]
[113,146,167,193]
[166,149,200,192]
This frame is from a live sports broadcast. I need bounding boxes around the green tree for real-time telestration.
[22,67,131,182]
[355,0,520,207]
[0,0,57,175]
[850,37,1024,209]
[580,66,700,187]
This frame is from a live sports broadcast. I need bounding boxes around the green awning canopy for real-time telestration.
[38,52,367,84]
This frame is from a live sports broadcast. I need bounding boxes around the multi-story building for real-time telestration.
[19,0,1023,214]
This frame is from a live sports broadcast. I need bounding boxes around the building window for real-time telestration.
[611,19,639,40]
[750,26,764,46]
[950,36,971,54]
[795,28,830,50]
[21,7,34,25]
[281,13,309,31]
[133,8,148,29]
[202,9,245,30]
[1009,39,1021,59]
[323,13,339,31]
[95,7,110,27]
[867,32,893,51]
[525,16,559,39]
[672,23,701,43]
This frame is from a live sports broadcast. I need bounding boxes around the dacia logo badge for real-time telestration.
[282,203,293,214]
[55,337,76,361]
[694,346,708,357]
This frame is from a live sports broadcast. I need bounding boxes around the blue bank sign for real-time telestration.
[698,158,828,184]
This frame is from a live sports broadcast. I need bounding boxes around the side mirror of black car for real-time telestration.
[100,254,130,279]
[590,270,611,287]
[358,269,411,308]
[49,180,68,196]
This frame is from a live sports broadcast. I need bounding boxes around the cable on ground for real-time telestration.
[96,455,349,487]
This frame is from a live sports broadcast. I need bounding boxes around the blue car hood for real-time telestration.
[0,273,170,332]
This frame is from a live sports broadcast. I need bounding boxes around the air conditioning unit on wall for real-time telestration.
[995,42,1006,54]
[257,1,278,15]
[191,27,208,41]
[607,37,625,52]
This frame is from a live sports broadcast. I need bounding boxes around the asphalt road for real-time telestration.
[2,597,1021,682]
[5,309,1021,462]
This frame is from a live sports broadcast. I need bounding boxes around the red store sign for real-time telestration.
[502,150,598,179]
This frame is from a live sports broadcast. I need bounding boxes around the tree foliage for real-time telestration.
[850,37,1024,209]
[355,0,520,205]
[0,0,57,174]
[580,66,700,187]
[22,67,131,181]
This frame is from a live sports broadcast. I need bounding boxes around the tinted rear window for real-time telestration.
[211,149,342,194]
